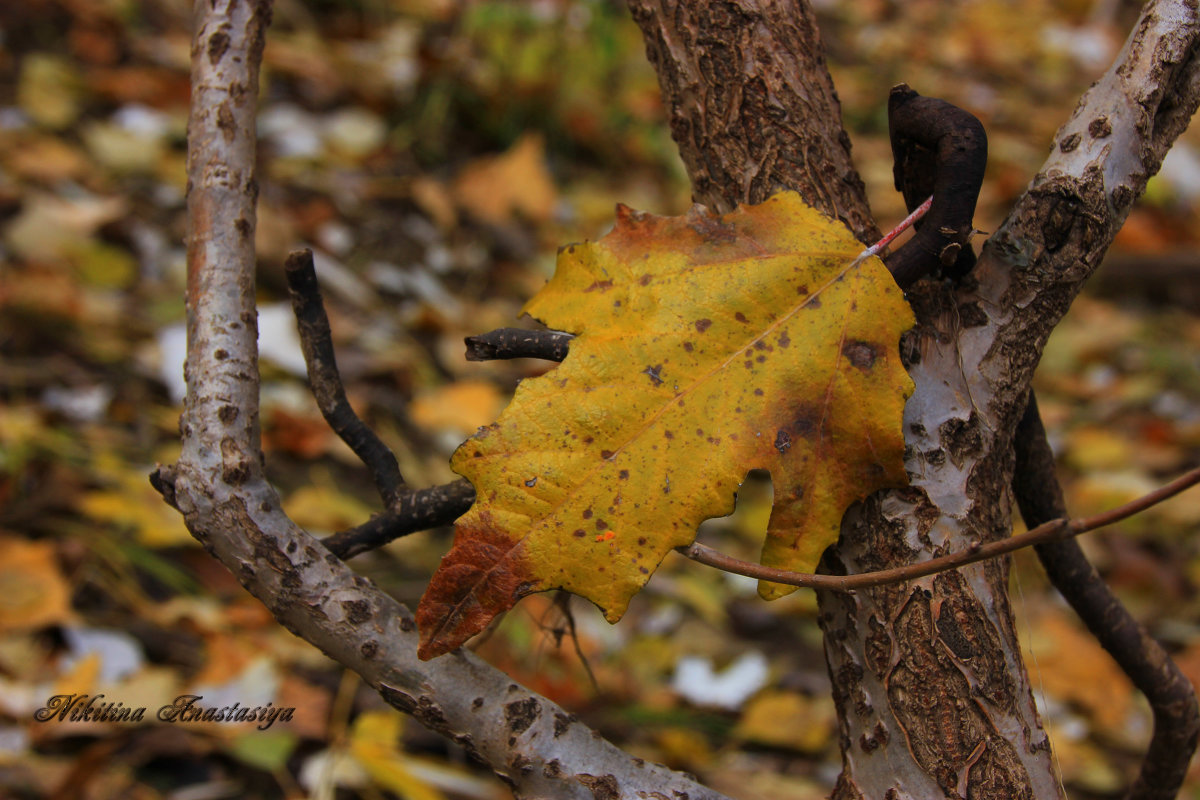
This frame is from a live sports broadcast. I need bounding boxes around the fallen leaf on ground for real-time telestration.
[453,132,557,224]
[0,538,73,633]
[1024,609,1135,735]
[410,380,506,436]
[734,689,836,753]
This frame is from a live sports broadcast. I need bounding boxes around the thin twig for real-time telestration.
[678,463,1200,591]
[322,479,476,559]
[284,248,405,507]
[1014,393,1199,800]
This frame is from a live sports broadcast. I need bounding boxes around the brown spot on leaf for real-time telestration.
[600,450,615,460]
[842,340,879,370]
[694,318,712,333]
[735,312,749,323]
[791,406,820,439]
[642,364,664,386]
[775,430,792,453]
[584,280,614,292]
[619,470,630,480]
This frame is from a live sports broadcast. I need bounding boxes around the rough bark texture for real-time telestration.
[629,1,1200,798]
[626,0,880,244]
[169,2,732,798]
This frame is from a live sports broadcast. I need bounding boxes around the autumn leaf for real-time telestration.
[417,192,913,659]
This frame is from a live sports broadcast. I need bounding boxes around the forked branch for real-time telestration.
[157,3,733,798]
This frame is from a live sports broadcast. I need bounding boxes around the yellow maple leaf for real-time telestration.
[417,192,913,659]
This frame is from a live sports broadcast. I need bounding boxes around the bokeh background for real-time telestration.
[2,0,1200,798]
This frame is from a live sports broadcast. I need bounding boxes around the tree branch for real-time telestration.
[285,248,405,507]
[162,3,733,797]
[322,479,475,560]
[1013,394,1200,800]
[678,462,1200,591]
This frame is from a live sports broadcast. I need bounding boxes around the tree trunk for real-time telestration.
[628,1,1200,798]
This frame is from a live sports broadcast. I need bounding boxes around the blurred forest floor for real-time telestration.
[1,1,1200,798]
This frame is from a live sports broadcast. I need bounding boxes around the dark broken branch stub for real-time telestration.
[885,84,988,288]
[465,328,573,362]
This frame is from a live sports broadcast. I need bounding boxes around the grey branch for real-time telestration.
[163,2,731,798]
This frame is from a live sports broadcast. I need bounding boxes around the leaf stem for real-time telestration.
[853,194,933,267]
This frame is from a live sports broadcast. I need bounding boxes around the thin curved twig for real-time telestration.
[285,248,405,507]
[1014,393,1199,800]
[677,463,1200,591]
